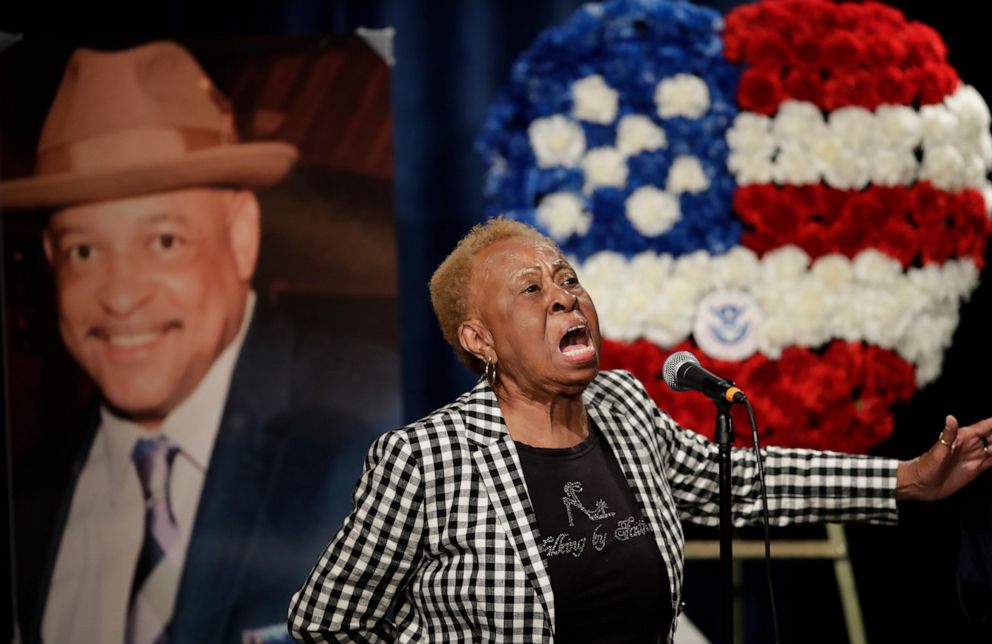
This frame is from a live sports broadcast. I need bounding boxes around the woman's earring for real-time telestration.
[484,355,498,387]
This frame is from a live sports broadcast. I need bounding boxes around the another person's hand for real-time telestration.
[896,415,992,501]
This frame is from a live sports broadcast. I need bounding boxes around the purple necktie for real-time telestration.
[125,436,181,644]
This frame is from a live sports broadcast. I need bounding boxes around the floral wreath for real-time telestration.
[476,0,992,452]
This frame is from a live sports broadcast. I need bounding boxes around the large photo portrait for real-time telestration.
[1,33,400,643]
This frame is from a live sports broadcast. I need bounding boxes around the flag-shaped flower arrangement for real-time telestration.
[476,0,992,451]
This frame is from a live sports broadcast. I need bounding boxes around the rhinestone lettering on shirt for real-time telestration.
[536,480,650,560]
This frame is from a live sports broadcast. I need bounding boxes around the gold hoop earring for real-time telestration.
[484,355,498,387]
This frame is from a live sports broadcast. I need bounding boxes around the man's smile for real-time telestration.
[87,321,183,354]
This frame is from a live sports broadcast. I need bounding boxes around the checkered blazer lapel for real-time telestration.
[461,378,557,633]
[583,376,685,610]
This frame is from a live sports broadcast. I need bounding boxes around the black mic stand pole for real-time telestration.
[713,396,735,644]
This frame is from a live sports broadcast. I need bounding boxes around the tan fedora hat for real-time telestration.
[0,40,298,210]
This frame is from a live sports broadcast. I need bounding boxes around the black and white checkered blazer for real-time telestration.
[288,369,899,643]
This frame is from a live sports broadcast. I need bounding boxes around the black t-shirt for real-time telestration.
[515,424,672,643]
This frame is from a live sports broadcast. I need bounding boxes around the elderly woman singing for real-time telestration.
[288,219,992,643]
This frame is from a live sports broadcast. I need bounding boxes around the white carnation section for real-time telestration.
[626,186,681,236]
[726,86,992,209]
[667,155,710,193]
[528,115,586,168]
[537,192,592,239]
[582,147,628,191]
[655,73,710,119]
[571,74,619,124]
[616,114,667,155]
[575,246,980,385]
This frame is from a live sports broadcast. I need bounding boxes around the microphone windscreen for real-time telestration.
[662,350,700,392]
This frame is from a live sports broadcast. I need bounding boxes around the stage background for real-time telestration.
[3,1,990,643]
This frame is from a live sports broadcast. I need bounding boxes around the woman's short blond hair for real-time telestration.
[430,217,557,373]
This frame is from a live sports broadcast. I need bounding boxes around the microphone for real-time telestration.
[662,351,746,404]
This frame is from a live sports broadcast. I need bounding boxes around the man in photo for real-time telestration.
[2,40,395,643]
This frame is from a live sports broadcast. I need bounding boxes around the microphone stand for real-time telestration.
[713,395,735,644]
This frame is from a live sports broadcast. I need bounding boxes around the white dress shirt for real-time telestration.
[43,293,256,644]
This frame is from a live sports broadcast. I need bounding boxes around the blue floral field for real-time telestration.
[476,0,743,261]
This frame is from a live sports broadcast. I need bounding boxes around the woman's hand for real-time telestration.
[895,415,992,502]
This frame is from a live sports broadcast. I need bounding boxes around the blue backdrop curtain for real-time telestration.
[2,1,991,642]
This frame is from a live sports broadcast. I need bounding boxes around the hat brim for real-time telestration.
[0,141,299,210]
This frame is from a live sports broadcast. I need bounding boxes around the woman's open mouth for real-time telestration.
[559,324,596,361]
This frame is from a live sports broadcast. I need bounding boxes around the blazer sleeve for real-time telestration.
[288,429,424,643]
[620,371,900,527]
